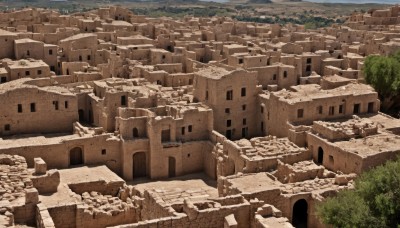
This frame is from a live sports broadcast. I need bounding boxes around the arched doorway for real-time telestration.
[133,128,139,138]
[292,199,308,228]
[168,157,176,178]
[133,152,146,179]
[317,147,324,164]
[70,147,83,166]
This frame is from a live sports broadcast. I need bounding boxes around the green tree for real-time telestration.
[363,52,400,112]
[317,158,400,227]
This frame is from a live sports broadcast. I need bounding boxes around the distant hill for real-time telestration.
[249,0,272,3]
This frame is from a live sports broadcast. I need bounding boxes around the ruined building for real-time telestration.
[0,5,400,228]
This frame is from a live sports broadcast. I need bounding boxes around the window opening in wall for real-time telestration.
[329,155,334,165]
[283,71,288,78]
[65,101,68,109]
[317,106,323,114]
[79,55,82,61]
[25,71,30,76]
[27,50,30,56]
[297,109,304,118]
[181,127,185,135]
[307,58,312,64]
[225,108,230,114]
[18,104,22,113]
[49,49,53,55]
[4,124,10,131]
[241,88,246,97]
[329,106,334,116]
[243,118,247,125]
[227,120,232,127]
[261,121,264,132]
[156,80,162,85]
[133,128,139,138]
[161,129,171,142]
[30,103,36,112]
[38,70,42,75]
[226,90,233,100]
[339,104,344,114]
[261,106,264,113]
[242,105,246,111]
[353,103,360,114]
[121,96,127,106]
[101,149,106,155]
[87,55,91,61]
[188,125,193,132]
[53,101,59,110]
[0,77,6,83]
[238,58,243,64]
[205,90,208,100]
[273,74,277,80]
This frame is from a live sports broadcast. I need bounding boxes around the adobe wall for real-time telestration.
[0,134,122,175]
[307,133,363,174]
[47,204,77,228]
[0,87,78,136]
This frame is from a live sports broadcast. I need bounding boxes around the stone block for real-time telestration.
[34,157,47,175]
[25,188,39,204]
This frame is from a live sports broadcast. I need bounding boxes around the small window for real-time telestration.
[261,106,264,113]
[329,155,334,165]
[30,103,36,112]
[18,104,22,113]
[283,71,288,78]
[238,58,243,64]
[227,120,232,127]
[79,55,82,61]
[38,70,42,75]
[65,101,68,109]
[329,106,334,116]
[53,101,59,110]
[225,108,230,114]
[87,55,91,61]
[243,118,247,125]
[317,106,323,114]
[339,105,344,114]
[241,88,246,97]
[273,74,277,80]
[261,121,264,132]
[0,77,6,83]
[297,109,304,118]
[4,124,10,131]
[188,125,193,132]
[121,96,126,106]
[49,49,53,55]
[205,90,209,100]
[162,55,166,59]
[27,50,30,56]
[101,149,106,155]
[242,105,246,111]
[181,127,185,135]
[226,90,233,100]
[307,58,312,64]
[25,71,30,76]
